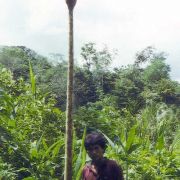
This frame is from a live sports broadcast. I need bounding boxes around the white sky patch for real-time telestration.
[0,0,179,81]
[26,0,67,32]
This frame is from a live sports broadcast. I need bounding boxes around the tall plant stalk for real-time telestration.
[64,0,77,180]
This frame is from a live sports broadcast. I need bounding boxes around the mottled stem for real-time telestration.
[64,8,74,180]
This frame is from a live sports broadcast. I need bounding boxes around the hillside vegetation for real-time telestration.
[0,44,179,179]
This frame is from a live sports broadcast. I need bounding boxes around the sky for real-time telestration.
[0,0,180,81]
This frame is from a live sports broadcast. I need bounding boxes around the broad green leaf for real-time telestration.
[118,137,126,153]
[125,125,136,152]
[23,177,36,180]
[8,120,16,128]
[42,138,48,151]
[102,132,115,148]
[127,143,140,154]
[52,141,64,158]
[156,134,164,151]
[74,128,86,180]
[30,148,38,159]
[36,133,43,150]
[43,139,64,159]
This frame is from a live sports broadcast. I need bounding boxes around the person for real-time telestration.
[82,132,124,180]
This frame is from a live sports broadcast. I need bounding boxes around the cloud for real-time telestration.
[26,0,67,32]
[0,0,179,81]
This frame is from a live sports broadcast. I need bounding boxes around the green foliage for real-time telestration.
[29,60,36,98]
[73,128,87,180]
[81,42,114,92]
[0,157,17,179]
[143,59,170,83]
[0,46,52,81]
[0,44,179,179]
[0,66,65,179]
[74,68,98,107]
[103,106,179,179]
[113,65,145,114]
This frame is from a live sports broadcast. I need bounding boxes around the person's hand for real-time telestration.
[90,165,97,175]
[85,165,98,180]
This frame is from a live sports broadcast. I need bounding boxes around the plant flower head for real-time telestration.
[66,0,77,10]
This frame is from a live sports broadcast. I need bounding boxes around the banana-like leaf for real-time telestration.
[118,137,126,153]
[170,128,180,152]
[156,134,164,151]
[36,133,43,151]
[102,133,115,148]
[74,128,86,180]
[42,138,48,151]
[75,147,86,180]
[127,143,141,154]
[102,132,126,153]
[42,139,64,160]
[125,125,136,153]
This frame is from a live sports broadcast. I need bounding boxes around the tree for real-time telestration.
[135,46,167,65]
[81,42,97,71]
[81,43,112,72]
[143,59,170,83]
[0,46,52,82]
[155,79,180,105]
[81,43,113,92]
[64,0,77,180]
[74,68,98,107]
[114,65,145,114]
[0,66,65,179]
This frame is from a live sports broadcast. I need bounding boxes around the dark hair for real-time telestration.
[84,132,107,150]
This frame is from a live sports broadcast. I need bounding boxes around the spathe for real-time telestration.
[66,0,77,10]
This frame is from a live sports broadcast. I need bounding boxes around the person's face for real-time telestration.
[86,144,104,161]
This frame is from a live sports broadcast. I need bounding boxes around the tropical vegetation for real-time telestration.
[0,44,179,179]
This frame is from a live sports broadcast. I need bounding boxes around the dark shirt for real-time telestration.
[82,158,124,180]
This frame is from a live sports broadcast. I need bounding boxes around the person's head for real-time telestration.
[84,132,107,161]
